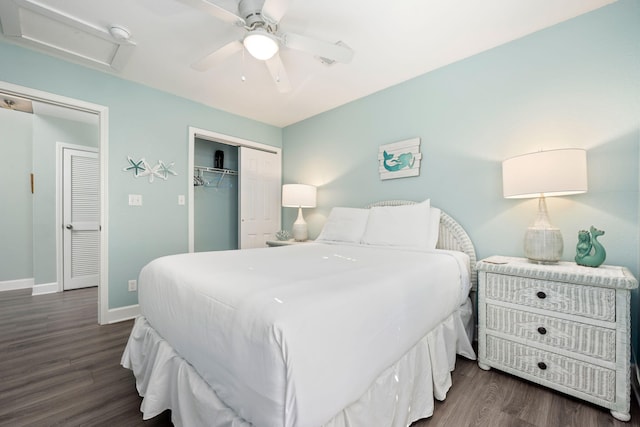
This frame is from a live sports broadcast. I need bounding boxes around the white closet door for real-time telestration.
[239,146,281,248]
[63,148,100,290]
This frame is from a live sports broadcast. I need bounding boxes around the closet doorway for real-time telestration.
[193,139,239,251]
[187,127,281,252]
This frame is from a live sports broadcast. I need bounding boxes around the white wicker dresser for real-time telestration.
[477,256,638,421]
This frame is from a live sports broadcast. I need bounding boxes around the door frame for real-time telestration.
[56,143,99,292]
[187,126,281,253]
[0,80,110,325]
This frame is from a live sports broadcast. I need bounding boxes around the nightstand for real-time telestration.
[265,239,311,247]
[477,256,638,421]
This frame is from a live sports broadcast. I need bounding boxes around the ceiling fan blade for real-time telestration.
[179,0,244,26]
[282,32,354,64]
[265,53,292,93]
[261,0,293,23]
[191,40,243,71]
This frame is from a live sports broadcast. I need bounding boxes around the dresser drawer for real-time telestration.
[485,273,616,322]
[486,304,616,362]
[485,335,616,402]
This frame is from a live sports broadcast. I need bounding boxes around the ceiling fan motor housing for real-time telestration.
[239,0,270,28]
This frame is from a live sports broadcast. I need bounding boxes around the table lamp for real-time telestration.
[502,148,587,263]
[282,184,317,241]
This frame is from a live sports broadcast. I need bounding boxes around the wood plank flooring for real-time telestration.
[1,286,638,427]
[0,287,170,426]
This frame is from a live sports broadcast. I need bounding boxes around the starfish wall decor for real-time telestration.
[123,156,178,182]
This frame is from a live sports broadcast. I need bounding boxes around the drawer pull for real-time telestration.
[537,326,547,335]
[536,291,547,299]
[537,362,548,370]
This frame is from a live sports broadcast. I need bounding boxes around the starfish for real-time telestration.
[138,160,163,183]
[123,156,145,176]
[157,160,177,180]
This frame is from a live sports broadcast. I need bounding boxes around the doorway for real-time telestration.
[188,126,282,252]
[193,139,239,252]
[0,80,109,324]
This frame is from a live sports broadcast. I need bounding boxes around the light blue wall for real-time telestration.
[0,108,33,282]
[283,0,639,343]
[194,138,239,251]
[31,115,98,285]
[283,0,639,271]
[0,40,282,308]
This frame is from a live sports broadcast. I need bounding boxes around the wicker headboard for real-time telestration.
[365,200,477,290]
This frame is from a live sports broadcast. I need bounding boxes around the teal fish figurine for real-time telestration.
[575,226,606,268]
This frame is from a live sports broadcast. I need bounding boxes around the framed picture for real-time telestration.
[378,137,421,180]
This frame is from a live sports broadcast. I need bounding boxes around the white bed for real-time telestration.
[122,200,477,427]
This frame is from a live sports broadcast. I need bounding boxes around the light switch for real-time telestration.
[128,194,142,206]
[178,195,185,205]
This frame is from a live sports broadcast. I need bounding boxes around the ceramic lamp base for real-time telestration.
[524,196,563,263]
[292,207,308,241]
[524,227,563,263]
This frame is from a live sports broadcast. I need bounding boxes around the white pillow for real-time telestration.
[361,200,439,250]
[316,207,370,243]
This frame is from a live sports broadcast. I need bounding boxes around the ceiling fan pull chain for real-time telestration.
[241,48,247,82]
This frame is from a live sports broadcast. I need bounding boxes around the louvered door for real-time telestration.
[63,148,99,290]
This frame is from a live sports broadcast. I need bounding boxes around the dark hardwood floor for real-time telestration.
[0,287,638,427]
[0,287,170,426]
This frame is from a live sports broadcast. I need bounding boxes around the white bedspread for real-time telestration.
[133,243,471,427]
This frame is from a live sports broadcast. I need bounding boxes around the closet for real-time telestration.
[189,128,282,251]
[194,138,239,251]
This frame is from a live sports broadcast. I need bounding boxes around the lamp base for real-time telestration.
[524,227,563,264]
[292,207,308,241]
[523,196,563,263]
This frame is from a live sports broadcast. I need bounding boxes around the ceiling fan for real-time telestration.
[180,0,354,93]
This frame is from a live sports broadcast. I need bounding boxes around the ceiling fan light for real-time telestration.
[243,30,279,61]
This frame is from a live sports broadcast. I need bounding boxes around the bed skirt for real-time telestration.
[121,299,476,427]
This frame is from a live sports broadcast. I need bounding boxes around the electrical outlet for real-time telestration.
[178,194,185,205]
[128,194,142,206]
[128,279,137,292]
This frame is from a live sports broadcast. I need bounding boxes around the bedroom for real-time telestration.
[0,0,638,425]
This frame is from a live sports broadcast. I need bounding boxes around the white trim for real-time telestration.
[0,278,34,292]
[0,79,109,325]
[99,108,109,325]
[187,127,282,253]
[106,304,140,324]
[32,282,58,295]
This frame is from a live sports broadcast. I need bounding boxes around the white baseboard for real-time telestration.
[106,304,140,324]
[0,278,34,292]
[32,282,59,295]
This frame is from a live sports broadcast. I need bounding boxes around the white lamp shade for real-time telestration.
[282,184,316,208]
[502,148,588,199]
[243,30,279,61]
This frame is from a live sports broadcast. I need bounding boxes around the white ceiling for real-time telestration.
[0,0,615,127]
